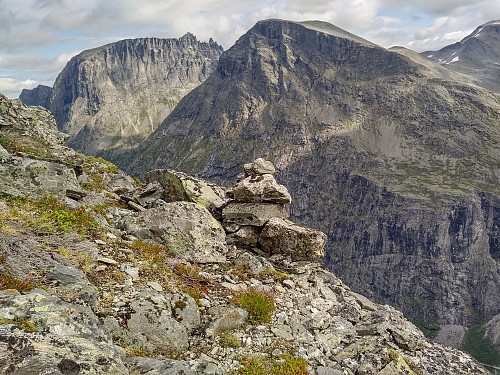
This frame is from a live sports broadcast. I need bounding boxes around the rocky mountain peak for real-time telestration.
[20,34,223,161]
[422,19,500,92]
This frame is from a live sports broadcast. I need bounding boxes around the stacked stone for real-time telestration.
[223,158,326,261]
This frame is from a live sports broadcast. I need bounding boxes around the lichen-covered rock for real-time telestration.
[127,288,190,354]
[0,158,83,199]
[121,201,227,263]
[259,217,327,261]
[222,202,289,227]
[0,289,128,374]
[146,169,228,217]
[124,356,224,375]
[230,173,291,204]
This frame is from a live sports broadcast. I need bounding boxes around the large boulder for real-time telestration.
[259,217,327,261]
[121,201,227,263]
[146,169,228,217]
[127,289,192,354]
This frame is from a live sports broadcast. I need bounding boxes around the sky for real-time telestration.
[0,0,499,98]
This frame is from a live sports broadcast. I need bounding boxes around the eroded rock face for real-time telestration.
[259,217,327,261]
[120,201,227,263]
[25,35,223,159]
[0,289,128,374]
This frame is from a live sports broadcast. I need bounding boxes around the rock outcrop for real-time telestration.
[121,19,500,359]
[21,35,223,161]
[0,92,491,373]
[19,84,52,108]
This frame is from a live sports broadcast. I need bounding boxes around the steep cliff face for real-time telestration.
[19,84,52,108]
[122,19,500,343]
[41,34,222,159]
[422,20,500,93]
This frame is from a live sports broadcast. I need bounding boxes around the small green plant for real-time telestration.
[219,332,241,348]
[232,287,275,324]
[130,239,172,270]
[231,354,309,375]
[173,263,210,304]
[85,156,118,174]
[0,253,37,292]
[259,269,290,282]
[28,195,99,234]
[0,317,38,332]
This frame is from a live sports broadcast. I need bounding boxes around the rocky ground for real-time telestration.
[0,93,491,374]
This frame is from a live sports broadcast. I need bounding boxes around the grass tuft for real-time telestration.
[232,287,275,324]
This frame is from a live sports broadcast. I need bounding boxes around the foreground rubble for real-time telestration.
[0,94,490,374]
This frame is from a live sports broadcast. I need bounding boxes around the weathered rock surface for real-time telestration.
[121,18,500,354]
[120,201,228,263]
[260,217,327,261]
[231,173,291,204]
[146,169,228,217]
[21,35,223,160]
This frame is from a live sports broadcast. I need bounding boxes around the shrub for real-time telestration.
[232,354,309,375]
[173,263,210,304]
[29,195,99,234]
[219,333,241,348]
[232,287,275,324]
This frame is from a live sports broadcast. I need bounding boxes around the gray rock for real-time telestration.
[231,173,291,204]
[146,169,228,217]
[121,201,227,263]
[243,158,276,176]
[232,251,268,274]
[124,356,224,375]
[127,288,189,354]
[0,157,83,199]
[46,264,98,307]
[0,289,128,374]
[108,173,137,195]
[226,226,261,248]
[207,307,249,336]
[170,293,201,333]
[316,366,343,375]
[259,217,327,261]
[222,202,289,227]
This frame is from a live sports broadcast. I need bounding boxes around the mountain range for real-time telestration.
[423,20,500,93]
[20,34,223,159]
[18,18,500,368]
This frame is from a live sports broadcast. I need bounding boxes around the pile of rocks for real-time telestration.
[224,158,327,261]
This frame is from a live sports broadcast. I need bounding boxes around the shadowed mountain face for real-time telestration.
[122,19,500,341]
[21,35,223,160]
[422,20,500,93]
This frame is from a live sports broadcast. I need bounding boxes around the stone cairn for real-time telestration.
[223,158,327,261]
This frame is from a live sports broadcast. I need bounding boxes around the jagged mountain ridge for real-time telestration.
[422,20,500,93]
[21,34,223,160]
[19,84,52,109]
[121,18,500,355]
[0,91,491,374]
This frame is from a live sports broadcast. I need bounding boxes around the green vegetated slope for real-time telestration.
[122,18,500,359]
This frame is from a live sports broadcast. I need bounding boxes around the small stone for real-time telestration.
[96,265,107,272]
[147,281,163,292]
[282,279,295,289]
[98,256,118,265]
[124,266,140,279]
[95,239,107,245]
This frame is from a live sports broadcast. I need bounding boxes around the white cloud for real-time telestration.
[0,77,41,98]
